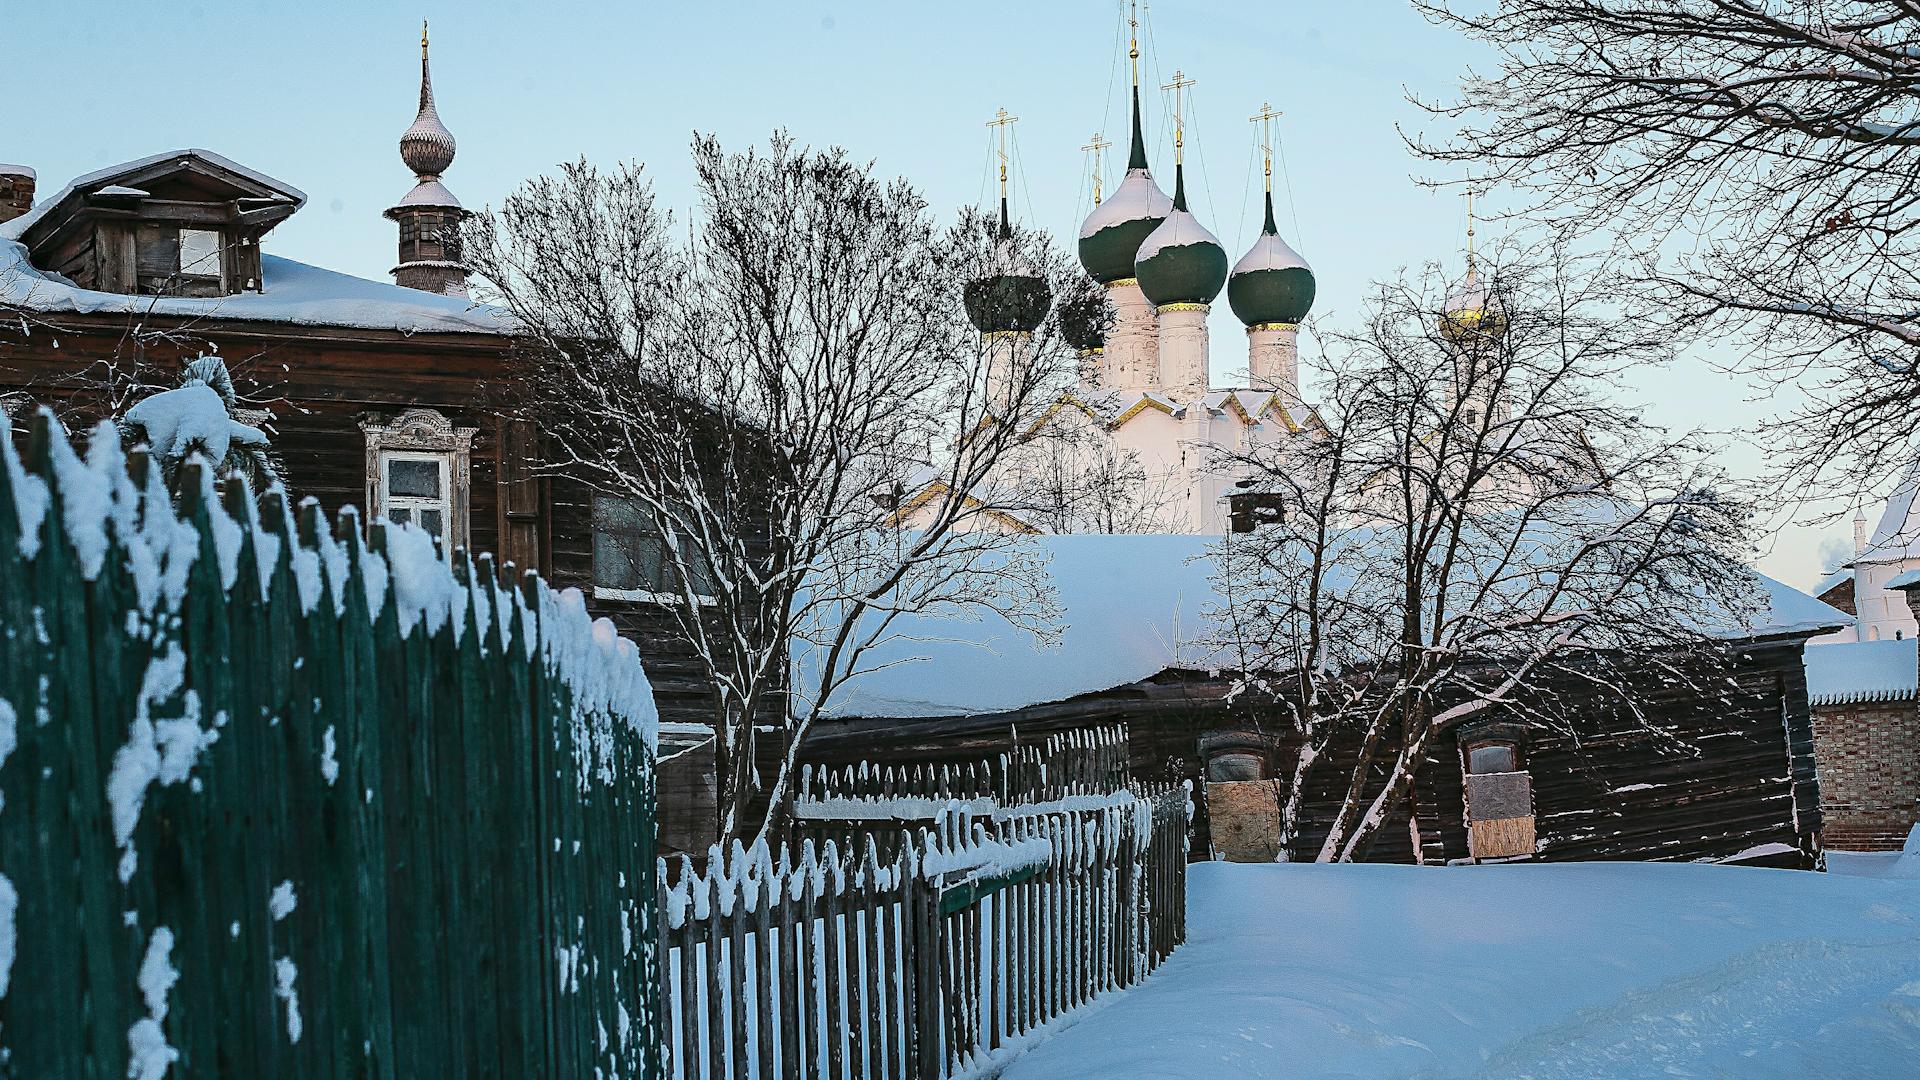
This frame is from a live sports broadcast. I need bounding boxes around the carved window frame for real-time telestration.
[360,408,477,552]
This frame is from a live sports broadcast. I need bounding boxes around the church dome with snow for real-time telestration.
[1077,88,1172,284]
[965,201,1051,334]
[1134,165,1227,309]
[1227,192,1315,326]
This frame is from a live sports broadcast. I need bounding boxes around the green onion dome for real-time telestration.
[1228,191,1315,326]
[1440,263,1508,343]
[1077,87,1172,284]
[1134,163,1228,308]
[965,199,1051,334]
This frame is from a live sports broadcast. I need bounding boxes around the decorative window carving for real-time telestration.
[360,408,476,552]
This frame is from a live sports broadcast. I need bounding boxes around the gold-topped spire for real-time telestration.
[1250,102,1282,194]
[1081,131,1112,205]
[1162,70,1195,165]
[421,19,429,58]
[987,108,1019,206]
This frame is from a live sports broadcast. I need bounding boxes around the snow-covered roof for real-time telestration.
[809,533,1852,719]
[0,164,34,179]
[1888,567,1920,590]
[1078,169,1172,240]
[0,149,306,243]
[1804,639,1918,704]
[1136,208,1223,264]
[1232,229,1310,276]
[0,239,511,336]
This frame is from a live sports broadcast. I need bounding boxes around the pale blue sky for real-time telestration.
[5,0,1853,587]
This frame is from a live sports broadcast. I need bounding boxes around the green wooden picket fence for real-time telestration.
[0,413,663,1079]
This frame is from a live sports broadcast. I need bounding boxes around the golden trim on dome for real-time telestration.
[1246,321,1299,333]
[1103,277,1141,290]
[982,329,1033,341]
[1157,302,1211,314]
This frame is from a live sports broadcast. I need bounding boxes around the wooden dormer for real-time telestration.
[13,150,304,298]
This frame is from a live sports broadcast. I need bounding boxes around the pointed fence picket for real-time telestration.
[0,414,664,1079]
[661,778,1191,1080]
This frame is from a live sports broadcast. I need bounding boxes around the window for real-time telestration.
[1467,744,1517,775]
[592,495,715,601]
[381,452,451,546]
[360,408,476,552]
[135,225,225,294]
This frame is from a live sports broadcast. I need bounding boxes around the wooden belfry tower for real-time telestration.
[386,21,471,298]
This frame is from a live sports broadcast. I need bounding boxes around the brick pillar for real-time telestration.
[0,165,35,226]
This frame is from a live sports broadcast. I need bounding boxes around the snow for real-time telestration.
[0,241,510,336]
[106,650,217,882]
[1804,638,1917,703]
[273,957,302,1044]
[812,533,1851,719]
[0,164,34,179]
[394,179,461,209]
[1135,209,1224,266]
[998,861,1920,1079]
[1079,169,1173,240]
[0,150,304,242]
[128,926,179,1080]
[1231,229,1310,277]
[124,383,268,470]
[319,725,339,786]
[269,880,296,922]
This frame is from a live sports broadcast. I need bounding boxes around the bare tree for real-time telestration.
[467,137,1081,842]
[1414,0,1920,488]
[1213,257,1759,862]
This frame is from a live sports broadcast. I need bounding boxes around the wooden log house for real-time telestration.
[0,39,724,854]
[797,534,1845,868]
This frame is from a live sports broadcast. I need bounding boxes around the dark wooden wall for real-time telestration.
[800,638,1826,868]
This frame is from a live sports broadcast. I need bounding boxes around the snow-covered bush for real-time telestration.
[121,354,279,494]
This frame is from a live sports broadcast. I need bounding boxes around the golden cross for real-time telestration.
[1128,0,1141,88]
[1249,102,1283,193]
[987,108,1019,203]
[1082,131,1112,204]
[1463,183,1478,267]
[1162,70,1196,162]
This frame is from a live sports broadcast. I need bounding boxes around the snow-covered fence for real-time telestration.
[660,782,1190,1079]
[0,413,663,1079]
[791,725,1132,833]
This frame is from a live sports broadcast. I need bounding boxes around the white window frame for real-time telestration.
[380,451,453,547]
[360,408,477,552]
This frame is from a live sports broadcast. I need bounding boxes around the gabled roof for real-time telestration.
[1858,463,1920,564]
[0,149,307,248]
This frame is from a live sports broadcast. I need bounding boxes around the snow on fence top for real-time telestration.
[812,532,1851,720]
[1804,638,1919,705]
[1,412,655,748]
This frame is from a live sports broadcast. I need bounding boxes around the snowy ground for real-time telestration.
[996,859,1920,1079]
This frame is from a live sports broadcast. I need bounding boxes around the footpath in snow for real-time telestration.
[997,859,1920,1079]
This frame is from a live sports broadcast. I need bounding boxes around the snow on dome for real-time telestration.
[1136,209,1224,265]
[0,149,306,243]
[0,240,511,335]
[1804,639,1918,704]
[395,178,463,210]
[1232,230,1310,276]
[1078,169,1174,241]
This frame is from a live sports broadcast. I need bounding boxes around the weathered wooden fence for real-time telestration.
[661,779,1191,1079]
[0,414,663,1078]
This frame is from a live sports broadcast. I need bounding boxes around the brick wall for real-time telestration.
[1811,696,1920,851]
